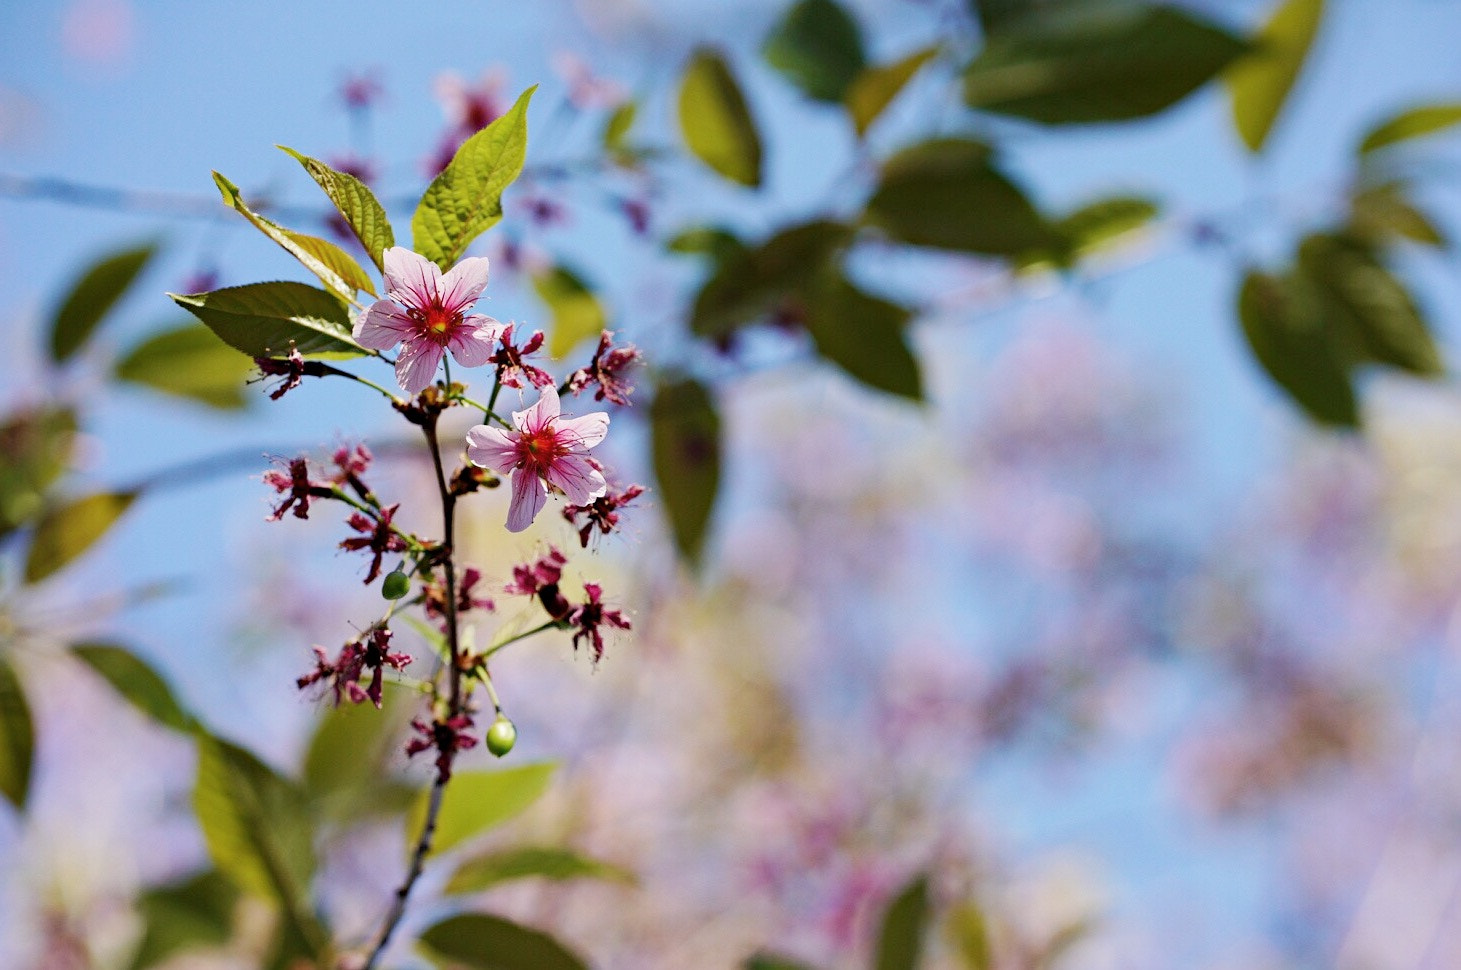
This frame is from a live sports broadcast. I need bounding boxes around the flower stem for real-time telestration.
[360,411,466,970]
[480,620,561,662]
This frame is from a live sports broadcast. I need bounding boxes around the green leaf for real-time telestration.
[874,874,930,970]
[651,378,721,564]
[763,0,866,103]
[127,869,239,970]
[302,690,414,822]
[414,86,536,270]
[1225,0,1325,152]
[692,221,854,339]
[279,146,396,273]
[533,265,608,359]
[24,490,137,584]
[973,0,1045,37]
[445,846,636,895]
[667,226,748,265]
[0,407,76,539]
[0,657,33,812]
[1296,232,1442,376]
[1019,195,1159,268]
[678,47,763,187]
[743,954,818,970]
[865,138,1058,255]
[1358,102,1461,156]
[847,46,939,137]
[962,5,1249,124]
[603,101,637,156]
[115,323,256,410]
[192,735,327,956]
[945,902,992,970]
[213,172,375,301]
[404,763,556,857]
[1237,269,1358,427]
[1347,183,1446,248]
[170,282,364,360]
[71,642,193,733]
[418,913,588,970]
[804,274,922,400]
[49,242,157,363]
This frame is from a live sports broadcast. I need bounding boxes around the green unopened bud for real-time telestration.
[382,568,410,600]
[485,715,517,757]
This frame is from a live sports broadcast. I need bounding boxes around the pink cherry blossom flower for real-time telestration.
[353,247,503,394]
[465,385,609,532]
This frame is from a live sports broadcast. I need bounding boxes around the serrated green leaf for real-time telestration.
[279,146,396,273]
[533,265,607,359]
[875,874,930,970]
[192,735,327,958]
[805,274,922,400]
[1226,0,1325,152]
[946,902,992,970]
[414,86,536,270]
[0,657,33,812]
[170,282,364,360]
[652,378,720,564]
[962,5,1248,124]
[404,763,556,857]
[1296,232,1442,376]
[213,172,375,301]
[691,221,853,339]
[1358,102,1461,156]
[1238,269,1358,427]
[127,869,239,970]
[679,48,763,187]
[0,407,76,539]
[72,642,193,733]
[49,242,157,363]
[24,490,137,584]
[418,913,588,970]
[445,846,637,894]
[847,46,939,137]
[743,954,818,970]
[865,138,1058,255]
[115,323,255,410]
[763,0,866,103]
[1347,183,1446,248]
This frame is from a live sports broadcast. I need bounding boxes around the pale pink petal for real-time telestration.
[439,256,490,314]
[513,384,561,433]
[383,246,443,312]
[464,424,519,473]
[555,410,610,449]
[396,340,445,394]
[505,468,547,532]
[545,453,608,505]
[447,316,502,367]
[355,301,415,349]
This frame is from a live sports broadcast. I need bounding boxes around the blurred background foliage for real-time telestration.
[6,0,1461,967]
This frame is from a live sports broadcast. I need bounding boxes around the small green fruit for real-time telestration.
[382,568,410,600]
[485,715,517,757]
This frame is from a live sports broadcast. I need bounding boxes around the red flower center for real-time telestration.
[520,425,561,471]
[414,303,459,344]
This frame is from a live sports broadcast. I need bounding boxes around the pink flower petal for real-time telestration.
[556,410,610,449]
[544,453,607,505]
[396,340,445,394]
[505,468,547,532]
[383,246,444,312]
[355,301,414,350]
[439,256,491,313]
[447,315,502,367]
[514,384,561,433]
[465,424,519,473]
